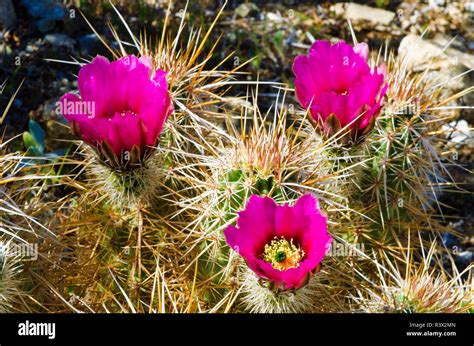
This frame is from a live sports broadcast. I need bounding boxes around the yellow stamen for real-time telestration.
[262,237,305,271]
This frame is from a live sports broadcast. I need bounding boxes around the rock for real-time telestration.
[431,34,474,70]
[0,0,16,28]
[235,3,259,18]
[44,33,75,50]
[399,34,474,72]
[78,34,101,57]
[455,250,473,267]
[332,3,395,26]
[21,0,65,33]
[441,232,459,248]
[37,19,56,33]
[442,120,472,144]
[399,34,474,123]
[266,12,283,23]
[399,34,448,71]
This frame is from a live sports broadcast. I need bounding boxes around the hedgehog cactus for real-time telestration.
[360,108,439,226]
[2,2,471,315]
[44,4,255,312]
[353,243,473,313]
[354,53,459,236]
[293,39,461,250]
[187,97,348,309]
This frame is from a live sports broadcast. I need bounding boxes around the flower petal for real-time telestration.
[225,194,331,290]
[354,42,369,61]
[292,40,387,137]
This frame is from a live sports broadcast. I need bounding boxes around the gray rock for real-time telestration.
[44,33,76,50]
[235,3,259,18]
[21,0,65,33]
[0,0,16,28]
[37,19,56,33]
[399,34,474,123]
[455,251,473,266]
[398,34,448,71]
[332,3,395,26]
[79,34,101,57]
[442,120,472,145]
[399,34,473,72]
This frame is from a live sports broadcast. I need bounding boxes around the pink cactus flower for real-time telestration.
[224,194,332,290]
[293,40,387,142]
[59,55,172,168]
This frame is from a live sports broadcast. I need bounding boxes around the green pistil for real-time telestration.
[274,251,287,263]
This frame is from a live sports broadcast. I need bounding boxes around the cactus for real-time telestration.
[238,268,324,313]
[183,96,349,310]
[336,51,465,257]
[88,149,165,212]
[1,3,471,315]
[353,242,473,313]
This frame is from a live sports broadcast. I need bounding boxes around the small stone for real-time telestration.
[442,120,472,144]
[25,44,35,53]
[333,3,395,26]
[37,19,56,33]
[399,34,450,71]
[442,232,459,248]
[21,0,64,20]
[21,0,65,33]
[465,2,474,12]
[79,34,101,57]
[266,12,283,23]
[331,3,345,16]
[235,3,259,18]
[44,33,76,50]
[455,251,473,265]
[13,99,22,108]
[0,0,16,28]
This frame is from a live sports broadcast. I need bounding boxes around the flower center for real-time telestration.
[262,237,305,271]
[274,251,286,263]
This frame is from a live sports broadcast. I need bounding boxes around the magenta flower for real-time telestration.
[59,55,172,168]
[224,194,332,290]
[293,40,387,141]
